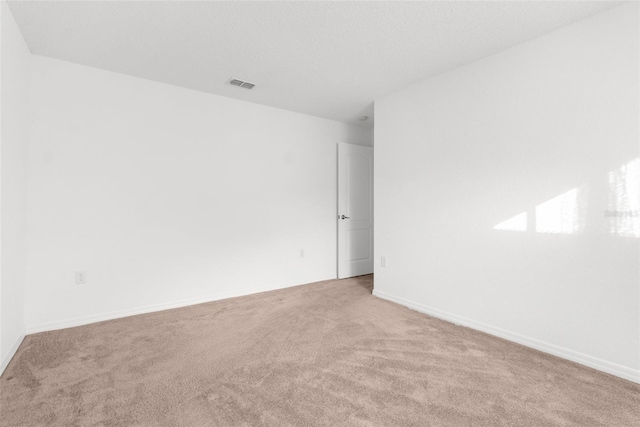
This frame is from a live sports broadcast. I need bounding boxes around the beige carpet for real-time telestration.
[1,275,638,426]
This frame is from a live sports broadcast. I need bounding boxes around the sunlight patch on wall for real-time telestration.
[607,158,640,238]
[493,158,638,237]
[494,212,527,231]
[535,187,584,234]
[493,187,586,234]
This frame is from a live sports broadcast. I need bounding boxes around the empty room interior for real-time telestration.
[1,1,639,426]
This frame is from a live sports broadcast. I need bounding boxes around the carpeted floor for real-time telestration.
[1,275,638,426]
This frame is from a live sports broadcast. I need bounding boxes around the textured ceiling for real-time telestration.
[7,1,623,127]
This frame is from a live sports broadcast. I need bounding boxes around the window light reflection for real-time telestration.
[608,158,640,238]
[494,212,527,232]
[535,188,583,234]
[493,158,639,237]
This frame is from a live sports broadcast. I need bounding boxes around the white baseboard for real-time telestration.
[26,279,323,335]
[1,332,26,377]
[372,289,640,384]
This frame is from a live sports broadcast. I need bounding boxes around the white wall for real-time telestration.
[25,55,371,332]
[374,3,639,382]
[0,0,30,374]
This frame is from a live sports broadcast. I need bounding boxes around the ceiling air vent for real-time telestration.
[227,78,256,90]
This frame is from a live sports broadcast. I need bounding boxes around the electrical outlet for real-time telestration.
[381,256,387,267]
[75,271,87,284]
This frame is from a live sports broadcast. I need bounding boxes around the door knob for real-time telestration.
[340,215,350,220]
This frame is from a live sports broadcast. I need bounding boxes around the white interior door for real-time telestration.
[338,142,373,279]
